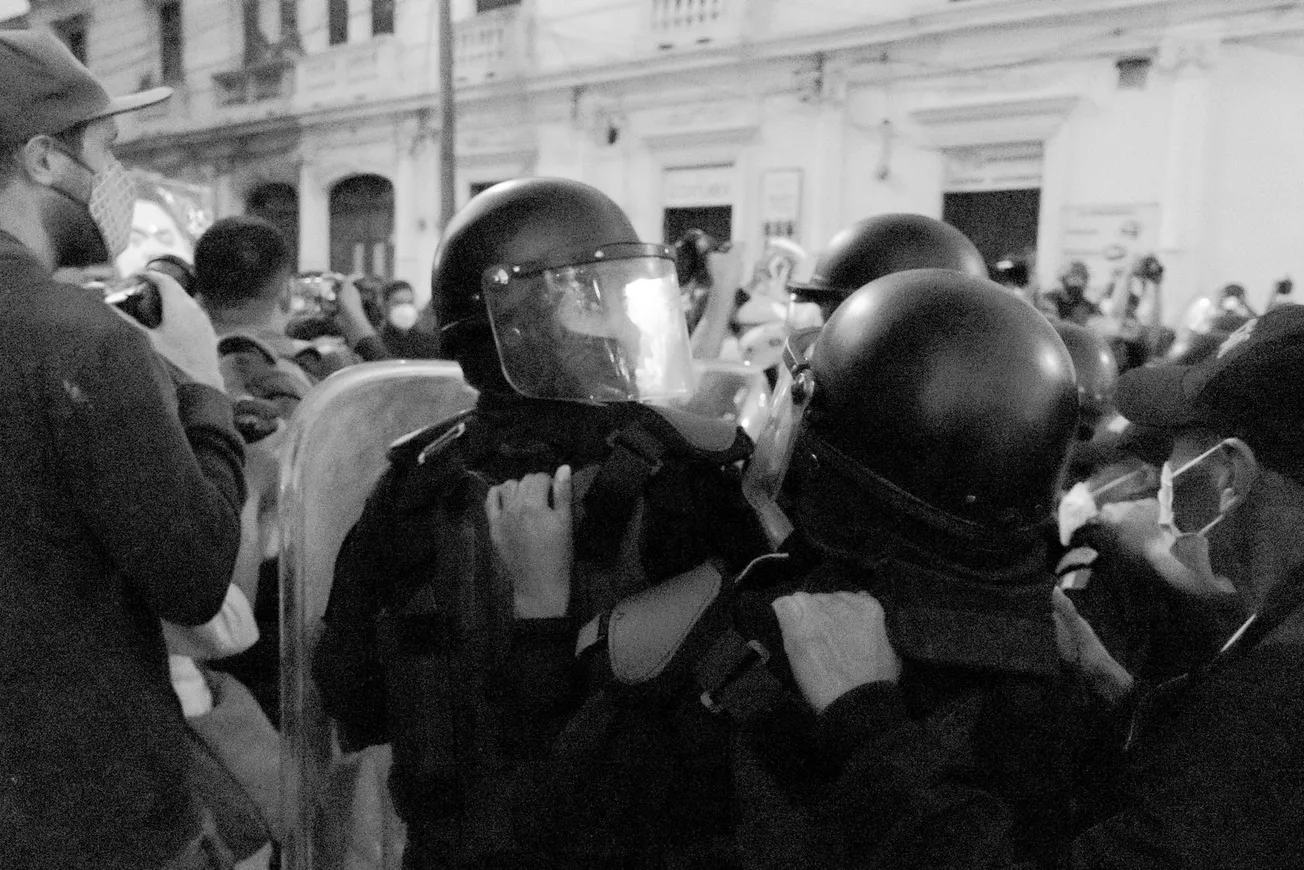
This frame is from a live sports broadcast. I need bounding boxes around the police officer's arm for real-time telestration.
[53,322,246,627]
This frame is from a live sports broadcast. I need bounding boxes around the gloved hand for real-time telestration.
[486,465,574,620]
[113,270,225,391]
[773,590,903,714]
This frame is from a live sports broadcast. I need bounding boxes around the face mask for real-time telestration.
[1155,438,1252,597]
[387,302,419,331]
[86,157,137,260]
[1156,439,1240,538]
[50,148,136,262]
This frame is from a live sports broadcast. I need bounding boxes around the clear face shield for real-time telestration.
[742,327,821,547]
[482,244,697,403]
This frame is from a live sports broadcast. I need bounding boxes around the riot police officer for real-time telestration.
[495,267,1106,867]
[788,212,987,320]
[730,268,1097,866]
[313,178,766,868]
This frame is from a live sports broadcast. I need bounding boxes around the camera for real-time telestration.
[104,276,164,329]
[145,254,197,297]
[290,271,343,318]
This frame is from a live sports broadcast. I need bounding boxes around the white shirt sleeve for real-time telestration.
[162,582,259,660]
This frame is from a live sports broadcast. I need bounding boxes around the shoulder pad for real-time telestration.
[625,403,752,464]
[387,410,474,467]
[607,563,724,684]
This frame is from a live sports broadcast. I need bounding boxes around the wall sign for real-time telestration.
[663,164,735,208]
[760,168,802,241]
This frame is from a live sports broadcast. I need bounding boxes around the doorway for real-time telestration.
[663,205,732,248]
[942,188,1040,278]
[329,174,395,278]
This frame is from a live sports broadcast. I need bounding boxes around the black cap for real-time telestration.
[1116,304,1304,483]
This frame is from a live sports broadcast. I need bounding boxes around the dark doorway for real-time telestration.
[330,174,395,278]
[942,188,1040,277]
[663,205,731,248]
[246,182,299,271]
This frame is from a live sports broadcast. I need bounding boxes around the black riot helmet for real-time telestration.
[747,269,1077,551]
[788,214,986,317]
[1052,319,1119,439]
[432,178,694,402]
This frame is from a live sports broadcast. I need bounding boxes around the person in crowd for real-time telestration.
[314,178,768,868]
[192,216,385,725]
[0,31,247,870]
[688,302,1304,868]
[788,212,987,321]
[675,227,718,335]
[115,176,197,280]
[1217,282,1257,319]
[1053,319,1123,484]
[1266,276,1294,311]
[197,216,388,385]
[1042,259,1100,325]
[378,278,442,359]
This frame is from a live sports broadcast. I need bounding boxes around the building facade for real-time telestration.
[17,0,1304,319]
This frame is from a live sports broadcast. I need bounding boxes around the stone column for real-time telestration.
[808,62,847,252]
[394,115,439,296]
[1154,23,1223,326]
[297,145,331,272]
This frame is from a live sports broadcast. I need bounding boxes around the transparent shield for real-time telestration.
[279,361,478,870]
[674,359,772,443]
[741,329,820,548]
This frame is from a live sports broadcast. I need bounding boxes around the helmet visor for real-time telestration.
[483,248,696,403]
[742,327,820,546]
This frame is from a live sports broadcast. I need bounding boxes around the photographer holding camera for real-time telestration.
[0,32,247,870]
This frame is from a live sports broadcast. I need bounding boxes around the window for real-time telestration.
[242,0,269,63]
[159,1,183,83]
[372,0,394,35]
[476,0,520,12]
[54,15,88,65]
[328,0,348,45]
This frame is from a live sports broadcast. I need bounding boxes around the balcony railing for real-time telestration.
[651,0,741,50]
[295,38,404,112]
[455,5,526,86]
[214,56,295,107]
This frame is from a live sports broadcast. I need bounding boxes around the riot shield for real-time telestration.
[676,359,772,442]
[279,361,477,870]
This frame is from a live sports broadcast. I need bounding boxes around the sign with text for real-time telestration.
[760,168,802,241]
[663,164,735,208]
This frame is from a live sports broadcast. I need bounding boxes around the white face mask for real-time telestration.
[1155,438,1253,596]
[387,302,419,331]
[87,157,138,260]
[1156,438,1245,537]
